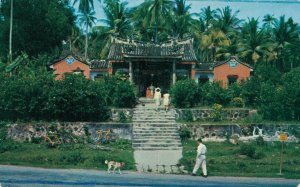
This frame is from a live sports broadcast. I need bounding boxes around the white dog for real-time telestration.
[105,160,125,174]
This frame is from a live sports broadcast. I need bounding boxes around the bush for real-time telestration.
[179,127,191,141]
[230,97,244,108]
[31,137,43,144]
[118,112,127,123]
[244,113,263,123]
[210,104,223,121]
[112,81,136,108]
[170,79,199,108]
[202,82,228,106]
[256,136,265,146]
[239,144,256,158]
[182,110,193,122]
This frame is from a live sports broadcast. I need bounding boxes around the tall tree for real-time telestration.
[79,10,97,60]
[238,18,272,64]
[73,0,96,60]
[0,0,76,57]
[214,6,242,34]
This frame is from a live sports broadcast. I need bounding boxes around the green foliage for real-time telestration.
[244,113,263,123]
[118,112,127,123]
[170,79,199,108]
[239,144,256,158]
[256,136,265,146]
[182,110,193,122]
[202,82,228,106]
[112,81,136,108]
[0,0,76,57]
[210,104,223,121]
[230,97,244,108]
[47,75,109,121]
[179,127,191,141]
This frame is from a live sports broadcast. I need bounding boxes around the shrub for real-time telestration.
[210,104,223,121]
[182,110,193,122]
[118,112,127,123]
[31,137,43,144]
[202,82,228,106]
[244,113,263,123]
[230,97,244,108]
[170,79,199,108]
[256,136,265,146]
[239,144,256,158]
[112,81,136,108]
[179,127,191,141]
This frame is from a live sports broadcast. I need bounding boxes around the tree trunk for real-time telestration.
[85,19,88,60]
[9,0,13,63]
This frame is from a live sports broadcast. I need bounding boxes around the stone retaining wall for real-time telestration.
[174,109,251,121]
[7,122,132,142]
[109,108,252,122]
[179,123,300,143]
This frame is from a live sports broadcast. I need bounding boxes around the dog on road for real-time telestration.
[105,160,125,174]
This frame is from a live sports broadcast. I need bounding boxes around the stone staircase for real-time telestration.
[132,99,182,151]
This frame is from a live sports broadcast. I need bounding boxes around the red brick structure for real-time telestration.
[213,56,253,88]
[50,54,90,80]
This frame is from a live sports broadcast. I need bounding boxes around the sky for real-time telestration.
[74,0,300,26]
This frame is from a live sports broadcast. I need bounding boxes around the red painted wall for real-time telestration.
[213,62,251,88]
[51,56,90,80]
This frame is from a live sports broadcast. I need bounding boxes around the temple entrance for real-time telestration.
[132,61,172,97]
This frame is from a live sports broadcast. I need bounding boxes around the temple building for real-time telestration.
[107,37,197,96]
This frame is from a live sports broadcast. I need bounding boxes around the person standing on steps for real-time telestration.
[149,83,155,98]
[163,90,170,112]
[192,138,207,177]
[154,88,161,111]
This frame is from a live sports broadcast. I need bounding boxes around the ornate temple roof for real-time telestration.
[108,37,197,62]
[89,60,108,70]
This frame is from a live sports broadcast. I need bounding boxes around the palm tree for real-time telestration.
[79,10,97,60]
[272,16,299,71]
[9,0,13,64]
[73,0,96,60]
[215,6,242,34]
[147,0,174,42]
[238,18,272,64]
[201,29,230,62]
[199,6,216,31]
[171,0,193,39]
[263,14,275,33]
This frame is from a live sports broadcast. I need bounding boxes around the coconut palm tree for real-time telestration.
[214,6,242,35]
[147,0,174,42]
[238,18,272,64]
[199,6,216,31]
[170,0,193,39]
[272,16,299,71]
[79,10,97,60]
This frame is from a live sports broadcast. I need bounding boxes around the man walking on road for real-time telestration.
[192,138,207,177]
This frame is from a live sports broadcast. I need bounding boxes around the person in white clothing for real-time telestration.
[192,138,207,177]
[163,91,170,112]
[154,88,161,111]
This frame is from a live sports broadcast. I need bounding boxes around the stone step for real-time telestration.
[133,139,181,144]
[133,143,182,147]
[133,117,175,120]
[133,121,176,124]
[133,133,179,137]
[133,127,179,131]
[133,124,178,127]
[133,147,182,151]
[134,110,174,114]
[133,130,178,134]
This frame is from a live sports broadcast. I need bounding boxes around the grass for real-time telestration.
[180,140,300,179]
[0,140,135,171]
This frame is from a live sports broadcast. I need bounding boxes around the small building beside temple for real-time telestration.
[214,56,253,88]
[89,60,108,81]
[107,37,197,96]
[50,54,90,80]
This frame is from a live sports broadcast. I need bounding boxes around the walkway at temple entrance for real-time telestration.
[132,98,183,173]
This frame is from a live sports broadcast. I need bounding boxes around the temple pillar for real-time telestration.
[172,61,176,85]
[129,61,133,83]
[191,64,196,80]
[108,61,113,75]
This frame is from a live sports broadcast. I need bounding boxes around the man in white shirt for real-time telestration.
[192,138,207,177]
